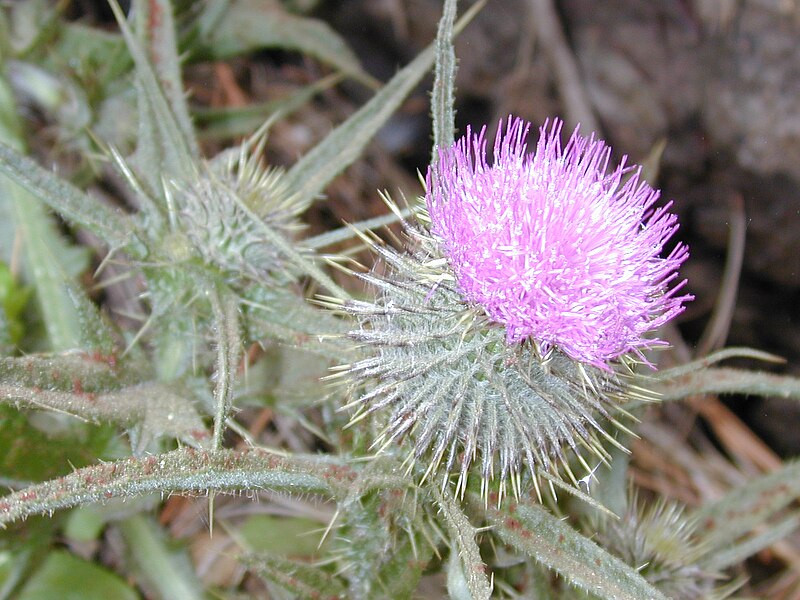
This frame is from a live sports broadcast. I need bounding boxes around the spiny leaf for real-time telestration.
[480,496,669,600]
[654,347,785,381]
[0,143,143,255]
[242,285,350,360]
[693,460,800,553]
[210,285,240,449]
[431,0,458,160]
[436,485,492,600]
[654,367,800,402]
[0,72,116,354]
[0,448,357,527]
[133,0,199,158]
[0,375,208,450]
[243,554,348,600]
[0,352,138,392]
[704,511,800,571]
[374,524,434,599]
[303,203,413,250]
[5,169,90,351]
[108,0,197,198]
[283,1,485,211]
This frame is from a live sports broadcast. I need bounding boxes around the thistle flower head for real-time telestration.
[426,117,691,368]
[335,117,692,497]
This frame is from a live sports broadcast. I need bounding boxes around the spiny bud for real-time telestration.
[173,131,306,285]
[592,496,731,599]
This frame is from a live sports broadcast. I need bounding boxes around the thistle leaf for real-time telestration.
[654,367,800,402]
[704,511,800,571]
[0,448,354,527]
[303,206,412,250]
[482,497,669,600]
[0,354,208,449]
[132,0,199,159]
[0,143,143,255]
[244,554,348,599]
[373,525,434,598]
[693,460,800,555]
[282,1,484,211]
[431,0,458,159]
[0,72,115,353]
[654,347,785,381]
[210,285,241,449]
[437,485,492,600]
[5,183,89,351]
[107,0,197,198]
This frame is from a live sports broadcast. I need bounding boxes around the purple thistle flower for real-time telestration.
[426,117,692,368]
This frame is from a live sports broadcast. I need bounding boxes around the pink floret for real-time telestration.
[425,117,692,368]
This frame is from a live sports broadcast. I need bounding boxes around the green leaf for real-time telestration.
[654,367,800,402]
[198,0,375,87]
[0,448,360,527]
[693,460,800,554]
[238,514,324,557]
[0,263,31,348]
[282,1,484,211]
[0,143,143,256]
[117,515,204,600]
[132,0,198,158]
[16,550,139,600]
[0,311,12,355]
[195,73,342,140]
[481,497,669,600]
[436,486,492,600]
[431,0,458,159]
[0,405,114,483]
[49,24,131,96]
[243,554,347,599]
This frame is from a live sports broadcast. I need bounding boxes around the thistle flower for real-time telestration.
[427,117,690,368]
[336,117,691,495]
